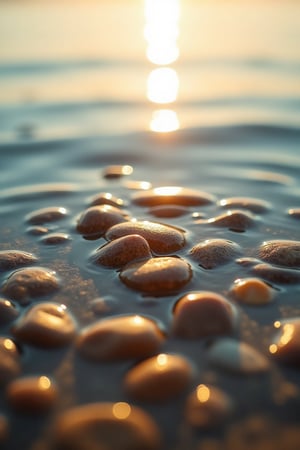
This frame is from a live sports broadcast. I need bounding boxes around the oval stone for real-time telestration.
[0,299,19,325]
[120,257,192,294]
[230,278,275,305]
[102,164,133,179]
[259,240,300,268]
[0,250,37,272]
[89,192,125,208]
[106,220,186,254]
[269,319,300,366]
[77,205,127,236]
[148,205,189,218]
[0,337,21,385]
[207,210,256,232]
[132,186,216,207]
[25,206,68,225]
[124,353,193,402]
[251,263,300,284]
[40,233,70,245]
[219,197,270,213]
[288,208,300,219]
[189,239,242,269]
[76,315,164,362]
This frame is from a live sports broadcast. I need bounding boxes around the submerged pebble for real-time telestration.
[26,226,49,236]
[0,337,21,385]
[76,205,127,237]
[106,220,186,254]
[172,292,235,338]
[148,205,189,218]
[120,257,192,294]
[0,299,19,325]
[89,296,118,316]
[76,315,164,362]
[89,192,125,208]
[189,239,242,269]
[52,402,161,450]
[102,164,133,179]
[219,197,270,213]
[12,302,77,348]
[132,186,216,207]
[207,210,256,232]
[259,240,300,268]
[124,353,193,402]
[230,278,275,305]
[40,233,70,245]
[2,267,60,304]
[252,263,300,284]
[25,206,68,225]
[0,250,37,272]
[269,319,300,366]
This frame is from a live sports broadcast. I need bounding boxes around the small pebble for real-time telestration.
[25,206,68,225]
[259,240,300,268]
[52,402,161,450]
[230,278,275,305]
[102,164,133,179]
[124,353,193,402]
[76,315,164,362]
[89,296,118,316]
[76,205,127,237]
[2,267,60,304]
[40,233,70,245]
[89,192,124,207]
[12,302,77,348]
[6,376,57,414]
[0,250,37,272]
[252,263,300,284]
[172,291,235,338]
[288,208,300,219]
[91,234,152,268]
[148,205,189,218]
[120,257,192,294]
[207,210,256,232]
[132,186,216,207]
[219,197,270,213]
[106,220,186,254]
[189,239,242,269]
[26,226,49,236]
[0,298,19,324]
[269,319,300,366]
[0,337,21,385]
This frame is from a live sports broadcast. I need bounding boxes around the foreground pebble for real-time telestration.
[124,354,193,402]
[76,315,164,362]
[207,210,256,232]
[230,278,275,305]
[0,299,19,325]
[12,302,77,348]
[269,319,300,366]
[76,205,127,237]
[51,402,161,450]
[25,206,68,225]
[132,186,216,207]
[189,239,242,269]
[0,337,21,385]
[172,292,235,338]
[120,257,192,294]
[0,250,37,272]
[259,240,300,268]
[219,197,270,213]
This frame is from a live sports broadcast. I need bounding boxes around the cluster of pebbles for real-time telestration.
[0,165,300,449]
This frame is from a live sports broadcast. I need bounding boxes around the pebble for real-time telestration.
[219,197,270,213]
[76,205,128,237]
[120,257,192,294]
[76,315,165,362]
[288,208,300,219]
[259,240,300,268]
[207,210,256,232]
[132,186,216,207]
[25,206,68,225]
[185,384,232,428]
[172,292,235,338]
[189,239,242,269]
[0,414,9,443]
[26,226,49,236]
[40,233,71,245]
[102,164,133,179]
[230,278,275,305]
[269,319,300,366]
[251,263,300,284]
[89,296,118,316]
[89,192,125,208]
[12,302,77,348]
[6,376,57,414]
[209,338,270,374]
[91,234,152,268]
[2,267,60,304]
[124,353,193,402]
[0,337,21,385]
[0,250,37,272]
[52,402,161,450]
[106,220,186,254]
[148,205,189,218]
[0,298,19,324]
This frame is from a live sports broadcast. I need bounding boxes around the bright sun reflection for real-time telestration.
[147,68,179,104]
[150,110,179,132]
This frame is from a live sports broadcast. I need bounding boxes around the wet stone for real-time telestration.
[6,376,57,414]
[132,186,216,207]
[12,302,77,348]
[51,402,161,450]
[219,197,270,214]
[89,296,118,316]
[230,278,275,305]
[2,267,60,305]
[89,192,125,208]
[0,298,19,325]
[76,205,128,237]
[0,337,21,385]
[269,319,300,367]
[0,250,37,272]
[288,208,300,219]
[120,257,192,295]
[76,315,165,362]
[259,240,300,268]
[26,226,49,236]
[102,164,133,179]
[124,353,193,402]
[106,220,186,254]
[207,210,256,232]
[148,205,190,218]
[251,263,300,284]
[189,239,242,269]
[172,292,235,339]
[91,234,152,268]
[40,233,71,245]
[25,206,68,225]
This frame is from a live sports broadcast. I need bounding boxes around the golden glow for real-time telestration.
[154,186,182,196]
[279,324,294,346]
[269,344,278,354]
[150,109,179,132]
[147,68,179,104]
[132,315,144,326]
[112,402,131,420]
[196,384,210,403]
[156,353,168,368]
[38,376,51,390]
[274,320,281,329]
[3,338,15,351]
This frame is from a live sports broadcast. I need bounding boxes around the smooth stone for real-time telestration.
[189,239,242,269]
[207,210,256,232]
[288,208,300,219]
[89,296,118,316]
[172,291,235,339]
[251,263,300,284]
[102,164,133,179]
[2,267,60,304]
[0,299,19,324]
[0,250,37,272]
[40,233,71,245]
[209,338,270,374]
[269,319,300,366]
[91,235,152,268]
[124,353,193,402]
[26,226,49,236]
[120,257,192,294]
[52,402,161,450]
[185,384,232,428]
[219,197,270,213]
[12,302,77,348]
[25,206,68,225]
[0,414,9,443]
[0,337,21,385]
[132,186,216,207]
[89,192,125,208]
[6,376,57,414]
[259,240,300,268]
[106,220,186,254]
[230,278,275,305]
[148,205,189,218]
[76,315,165,362]
[76,205,127,236]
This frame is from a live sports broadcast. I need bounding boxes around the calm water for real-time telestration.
[0,1,300,449]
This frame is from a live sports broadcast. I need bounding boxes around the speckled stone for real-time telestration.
[132,186,216,207]
[25,206,68,224]
[0,250,37,272]
[76,205,128,236]
[89,192,125,208]
[189,239,242,269]
[259,240,300,268]
[269,319,300,366]
[207,210,256,232]
[251,263,300,284]
[219,197,270,213]
[230,278,275,305]
[0,337,21,385]
[0,299,19,325]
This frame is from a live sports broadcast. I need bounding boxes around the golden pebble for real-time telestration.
[230,278,274,305]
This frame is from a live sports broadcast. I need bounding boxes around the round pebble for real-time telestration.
[251,263,300,284]
[148,205,189,218]
[288,208,300,219]
[106,220,186,254]
[230,278,275,305]
[91,235,152,268]
[2,267,60,304]
[269,319,300,366]
[0,250,37,272]
[76,315,165,362]
[259,240,300,268]
[124,353,193,402]
[102,164,133,179]
[25,206,68,225]
[132,186,216,207]
[26,226,49,236]
[219,197,270,213]
[189,239,242,269]
[0,337,21,385]
[40,233,70,245]
[12,302,77,348]
[172,291,235,339]
[89,296,118,316]
[207,210,256,232]
[76,205,127,237]
[6,376,57,414]
[185,384,232,428]
[0,298,19,325]
[120,257,192,294]
[89,192,125,208]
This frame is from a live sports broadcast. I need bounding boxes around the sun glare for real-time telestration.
[150,109,179,132]
[147,68,179,103]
